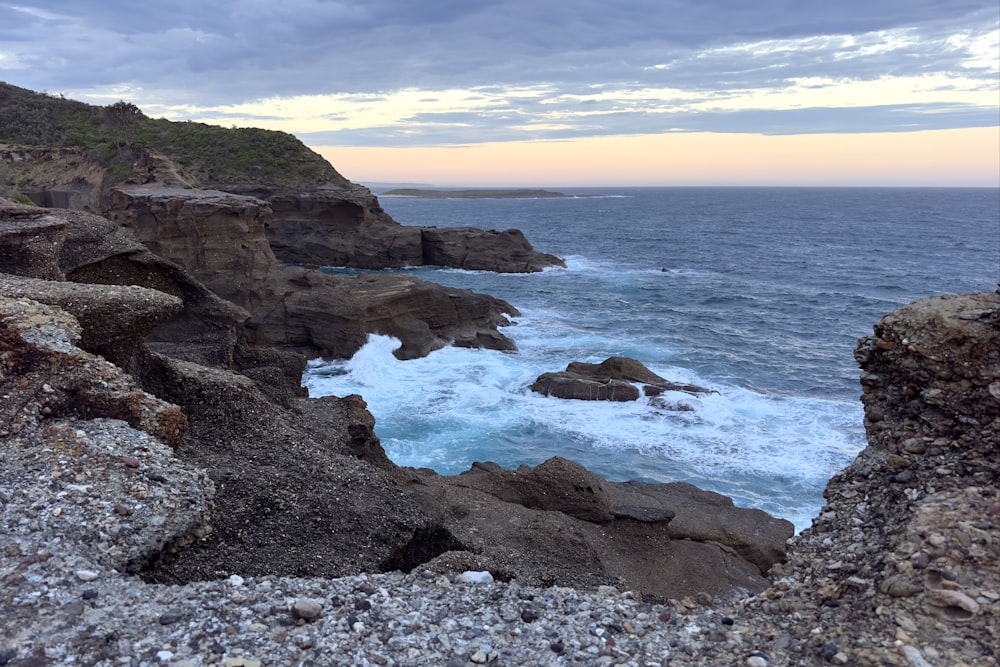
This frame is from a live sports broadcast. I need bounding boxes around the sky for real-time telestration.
[1,1,998,187]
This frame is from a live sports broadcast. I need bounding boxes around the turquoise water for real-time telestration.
[304,187,1000,530]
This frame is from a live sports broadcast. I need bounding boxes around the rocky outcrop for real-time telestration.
[399,458,792,599]
[2,147,552,357]
[104,186,519,359]
[531,356,713,402]
[0,295,211,544]
[233,183,566,273]
[748,290,1000,666]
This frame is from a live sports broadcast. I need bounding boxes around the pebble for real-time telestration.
[74,569,99,582]
[158,610,184,625]
[460,571,495,585]
[926,589,980,619]
[747,657,768,667]
[900,645,935,667]
[292,598,323,620]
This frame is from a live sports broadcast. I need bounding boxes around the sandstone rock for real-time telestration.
[530,356,713,402]
[421,226,565,273]
[454,457,616,523]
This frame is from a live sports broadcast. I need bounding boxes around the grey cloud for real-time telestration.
[1,0,996,138]
[297,102,1000,147]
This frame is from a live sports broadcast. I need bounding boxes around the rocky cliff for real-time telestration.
[1,189,996,663]
[228,182,566,273]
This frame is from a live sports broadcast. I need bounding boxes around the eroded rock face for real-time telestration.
[531,356,713,402]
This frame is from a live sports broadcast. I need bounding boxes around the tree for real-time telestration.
[103,100,144,154]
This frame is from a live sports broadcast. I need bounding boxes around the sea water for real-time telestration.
[304,187,999,530]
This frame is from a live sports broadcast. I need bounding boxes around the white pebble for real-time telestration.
[227,574,245,586]
[75,569,99,582]
[901,645,936,667]
[747,657,768,667]
[460,571,495,584]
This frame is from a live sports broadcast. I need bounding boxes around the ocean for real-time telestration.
[304,187,999,530]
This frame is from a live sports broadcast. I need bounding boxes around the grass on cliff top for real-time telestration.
[0,81,348,188]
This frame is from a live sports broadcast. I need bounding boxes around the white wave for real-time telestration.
[304,333,864,531]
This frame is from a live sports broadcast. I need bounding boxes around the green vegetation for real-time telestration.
[0,82,348,188]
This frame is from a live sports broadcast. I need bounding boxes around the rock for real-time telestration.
[397,458,790,599]
[530,356,713,402]
[0,292,188,448]
[0,208,67,280]
[247,184,565,273]
[291,598,323,620]
[455,457,616,523]
[459,571,495,585]
[158,610,185,625]
[926,589,980,621]
[900,645,935,667]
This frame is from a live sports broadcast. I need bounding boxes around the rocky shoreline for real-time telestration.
[1,140,997,664]
[2,280,997,665]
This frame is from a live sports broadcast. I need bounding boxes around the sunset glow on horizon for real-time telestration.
[315,127,1000,188]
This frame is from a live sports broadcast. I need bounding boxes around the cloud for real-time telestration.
[0,0,996,144]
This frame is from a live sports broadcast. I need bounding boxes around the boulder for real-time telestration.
[0,207,67,280]
[0,296,214,575]
[531,356,713,402]
[138,352,435,582]
[452,458,616,523]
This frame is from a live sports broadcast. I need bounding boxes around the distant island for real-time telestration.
[381,188,568,199]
